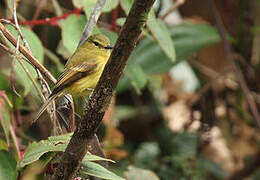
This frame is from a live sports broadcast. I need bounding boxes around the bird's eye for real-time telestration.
[93,41,99,46]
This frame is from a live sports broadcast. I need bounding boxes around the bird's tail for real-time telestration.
[33,93,59,123]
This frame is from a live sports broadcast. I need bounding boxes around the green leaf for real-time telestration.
[0,139,8,151]
[18,133,73,168]
[99,28,118,46]
[83,154,115,163]
[83,0,119,16]
[117,23,220,93]
[19,133,115,168]
[4,0,14,13]
[81,161,124,180]
[0,150,18,180]
[72,0,84,8]
[134,142,160,169]
[124,61,148,94]
[125,166,159,180]
[116,18,126,26]
[172,132,198,158]
[56,41,72,59]
[147,11,175,62]
[44,48,64,72]
[82,0,96,18]
[0,73,11,92]
[5,24,44,66]
[200,156,228,179]
[60,15,87,56]
[131,23,221,74]
[119,0,134,14]
[115,105,138,120]
[103,0,119,12]
[0,102,10,145]
[116,74,130,93]
[5,25,44,95]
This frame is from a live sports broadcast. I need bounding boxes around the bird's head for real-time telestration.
[81,34,113,58]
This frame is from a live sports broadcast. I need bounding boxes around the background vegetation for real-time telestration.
[0,0,259,179]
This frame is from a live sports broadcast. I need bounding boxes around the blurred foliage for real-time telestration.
[0,0,260,179]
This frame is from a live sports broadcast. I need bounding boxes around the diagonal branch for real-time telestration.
[52,0,156,179]
[78,0,106,48]
[0,21,56,83]
[208,0,260,128]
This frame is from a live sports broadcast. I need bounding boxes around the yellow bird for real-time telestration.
[34,34,112,121]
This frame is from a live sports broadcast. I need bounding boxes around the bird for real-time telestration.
[34,34,112,122]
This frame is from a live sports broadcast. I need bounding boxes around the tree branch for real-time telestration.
[0,21,57,83]
[52,0,156,179]
[208,0,260,128]
[78,0,106,48]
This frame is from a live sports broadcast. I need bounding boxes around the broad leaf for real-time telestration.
[116,18,126,26]
[124,61,148,94]
[82,0,96,18]
[125,166,159,180]
[172,132,198,158]
[147,11,175,62]
[0,139,8,151]
[130,23,221,75]
[5,25,44,95]
[0,150,18,180]
[72,0,84,8]
[99,28,118,46]
[200,156,228,179]
[0,101,10,145]
[83,154,115,163]
[115,105,138,120]
[120,0,134,14]
[19,133,73,168]
[81,161,124,180]
[19,133,114,168]
[103,0,119,12]
[5,0,14,13]
[117,23,220,93]
[59,15,87,56]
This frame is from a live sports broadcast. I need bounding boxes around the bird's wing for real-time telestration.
[51,61,97,96]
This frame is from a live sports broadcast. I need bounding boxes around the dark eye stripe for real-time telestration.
[93,41,99,46]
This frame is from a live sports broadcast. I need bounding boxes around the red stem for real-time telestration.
[14,8,82,26]
[111,6,119,32]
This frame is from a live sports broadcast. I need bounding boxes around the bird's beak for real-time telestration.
[105,46,113,50]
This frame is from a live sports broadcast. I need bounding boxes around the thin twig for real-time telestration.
[0,91,13,108]
[13,2,59,130]
[13,2,30,51]
[18,60,46,102]
[13,1,52,99]
[0,36,46,102]
[0,19,64,131]
[251,34,260,65]
[51,0,63,16]
[208,0,260,127]
[78,0,106,48]
[160,0,185,20]
[9,120,20,160]
[32,0,46,21]
[0,21,56,83]
[10,35,21,97]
